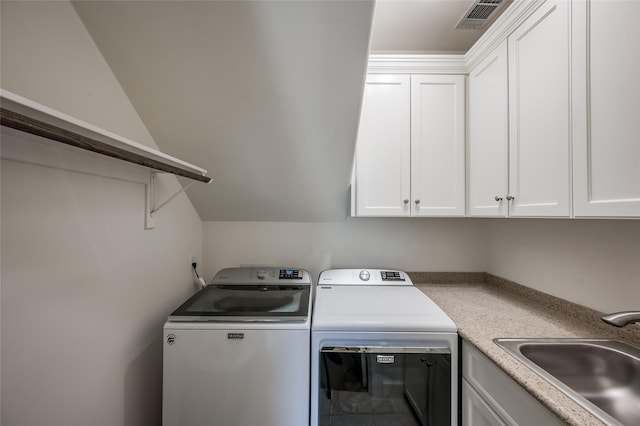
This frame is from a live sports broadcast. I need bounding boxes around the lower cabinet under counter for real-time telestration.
[461,340,564,426]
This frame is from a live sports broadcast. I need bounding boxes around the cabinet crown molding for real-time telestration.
[367,0,546,75]
[465,0,546,71]
[367,54,467,74]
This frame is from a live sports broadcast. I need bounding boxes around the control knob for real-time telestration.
[359,270,370,281]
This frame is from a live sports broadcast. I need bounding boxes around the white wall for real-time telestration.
[203,219,488,282]
[203,218,640,316]
[0,1,156,147]
[1,2,203,425]
[486,219,640,313]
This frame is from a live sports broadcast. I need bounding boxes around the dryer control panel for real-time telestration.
[381,271,405,281]
[318,269,412,286]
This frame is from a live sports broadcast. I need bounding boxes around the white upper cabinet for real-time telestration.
[359,0,639,220]
[572,0,640,217]
[411,75,466,217]
[355,74,411,216]
[354,73,465,217]
[468,40,509,217]
[468,0,571,218]
[507,0,571,217]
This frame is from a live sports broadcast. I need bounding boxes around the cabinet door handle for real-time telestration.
[415,199,421,205]
[403,199,409,204]
[495,195,503,202]
[506,195,515,201]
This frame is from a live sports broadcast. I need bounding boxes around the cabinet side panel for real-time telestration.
[573,0,640,217]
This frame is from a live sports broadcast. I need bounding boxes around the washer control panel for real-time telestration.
[279,269,303,279]
[212,267,311,285]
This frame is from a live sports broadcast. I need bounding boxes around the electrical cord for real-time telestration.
[192,262,207,288]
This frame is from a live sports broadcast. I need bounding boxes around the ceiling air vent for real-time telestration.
[456,0,504,29]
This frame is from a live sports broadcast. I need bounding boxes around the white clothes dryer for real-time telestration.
[311,269,458,426]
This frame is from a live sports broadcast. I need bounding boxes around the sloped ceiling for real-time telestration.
[72,1,374,222]
[72,0,506,222]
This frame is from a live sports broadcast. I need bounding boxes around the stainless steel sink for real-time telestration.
[494,338,640,426]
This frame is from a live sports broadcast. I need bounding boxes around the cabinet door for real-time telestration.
[468,41,509,217]
[572,0,640,217]
[355,74,411,216]
[462,341,565,426]
[508,1,571,217]
[462,379,507,426]
[411,74,466,217]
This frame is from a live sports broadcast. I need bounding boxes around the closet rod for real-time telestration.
[0,107,212,183]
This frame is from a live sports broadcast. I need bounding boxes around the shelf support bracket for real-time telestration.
[145,172,195,229]
[145,172,157,229]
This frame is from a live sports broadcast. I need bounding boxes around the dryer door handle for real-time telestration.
[321,346,450,354]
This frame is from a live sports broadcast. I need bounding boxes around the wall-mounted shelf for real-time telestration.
[1,89,212,229]
[0,89,212,183]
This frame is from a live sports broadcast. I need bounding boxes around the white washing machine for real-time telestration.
[311,269,458,426]
[163,267,312,426]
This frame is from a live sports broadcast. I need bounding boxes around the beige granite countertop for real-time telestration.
[410,273,640,426]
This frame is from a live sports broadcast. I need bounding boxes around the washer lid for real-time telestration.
[312,285,456,333]
[168,284,311,322]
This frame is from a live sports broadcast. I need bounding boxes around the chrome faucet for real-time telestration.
[601,311,640,327]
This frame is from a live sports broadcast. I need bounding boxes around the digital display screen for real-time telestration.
[279,269,302,279]
[381,271,405,281]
